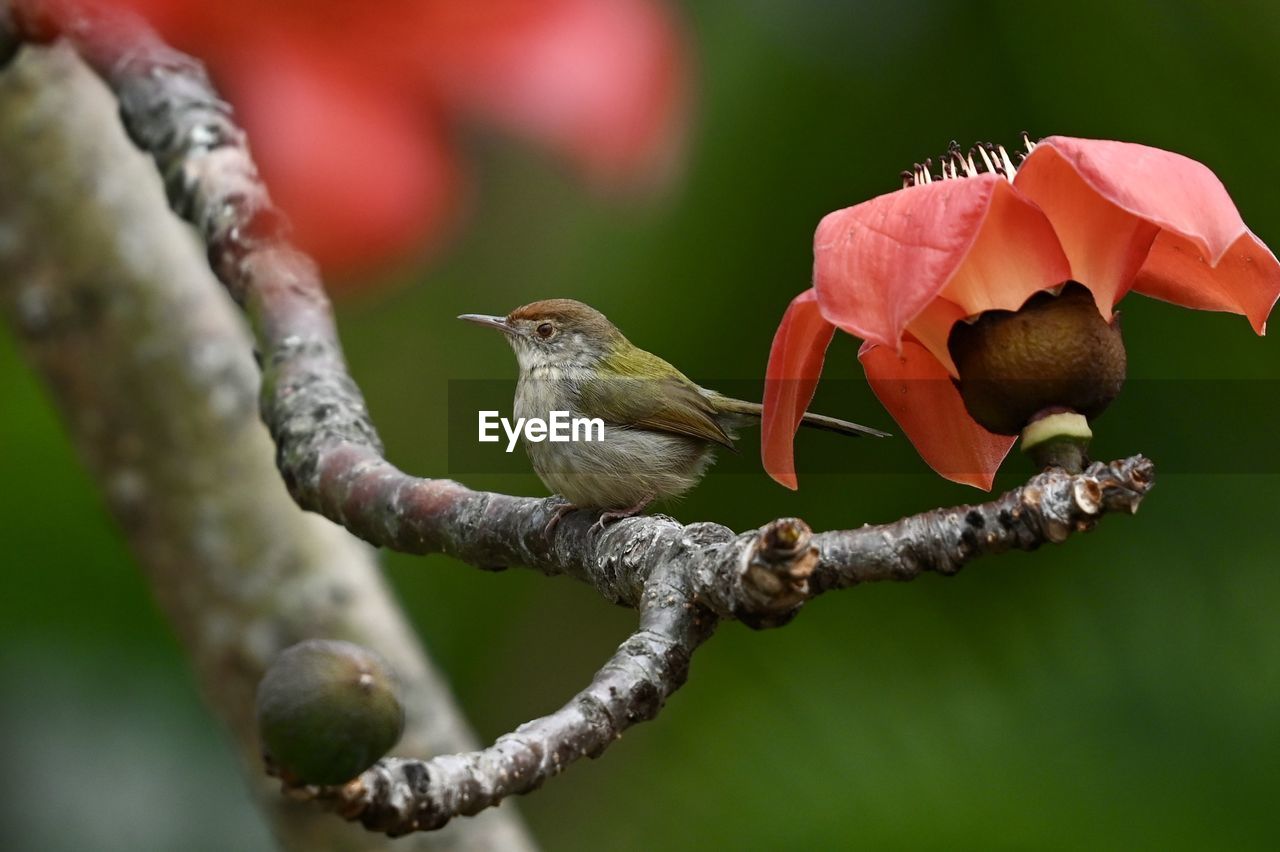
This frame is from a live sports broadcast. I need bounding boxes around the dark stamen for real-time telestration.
[900,135,1037,187]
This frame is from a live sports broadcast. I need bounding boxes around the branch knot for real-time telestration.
[737,517,817,628]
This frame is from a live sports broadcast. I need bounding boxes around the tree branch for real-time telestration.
[264,458,1153,835]
[808,454,1154,594]
[2,0,1157,837]
[0,34,533,852]
[314,565,715,836]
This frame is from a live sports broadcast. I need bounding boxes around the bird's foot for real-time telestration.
[591,495,654,533]
[543,501,580,540]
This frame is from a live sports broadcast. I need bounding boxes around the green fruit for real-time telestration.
[948,282,1127,435]
[256,639,404,785]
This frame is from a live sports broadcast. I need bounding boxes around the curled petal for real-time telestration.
[1030,137,1247,263]
[1132,230,1280,335]
[859,339,1014,489]
[422,0,686,184]
[224,42,457,281]
[1016,137,1251,314]
[762,290,837,490]
[814,175,1070,350]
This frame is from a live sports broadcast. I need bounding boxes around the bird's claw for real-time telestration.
[589,497,653,533]
[543,502,579,540]
[589,513,622,534]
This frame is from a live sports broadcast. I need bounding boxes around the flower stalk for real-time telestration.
[1021,411,1093,474]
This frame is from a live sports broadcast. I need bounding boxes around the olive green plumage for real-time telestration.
[460,299,887,520]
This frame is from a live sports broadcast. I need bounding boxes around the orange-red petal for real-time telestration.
[1015,136,1253,316]
[903,296,967,376]
[813,174,1070,350]
[223,41,457,280]
[762,289,837,490]
[859,339,1014,490]
[1132,230,1280,334]
[421,0,686,185]
[1031,137,1247,262]
[99,0,688,283]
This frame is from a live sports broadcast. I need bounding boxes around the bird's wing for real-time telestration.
[580,349,736,450]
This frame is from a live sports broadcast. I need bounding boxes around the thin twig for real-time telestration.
[308,564,715,836]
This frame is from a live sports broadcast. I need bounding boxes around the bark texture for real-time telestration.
[0,43,534,852]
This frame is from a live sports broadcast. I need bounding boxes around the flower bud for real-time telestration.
[947,282,1126,435]
[256,639,404,786]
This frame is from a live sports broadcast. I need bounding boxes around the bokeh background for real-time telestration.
[4,0,1280,849]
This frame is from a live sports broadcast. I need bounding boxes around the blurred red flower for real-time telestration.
[763,136,1280,489]
[104,0,686,287]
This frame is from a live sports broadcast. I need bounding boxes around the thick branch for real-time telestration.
[265,458,1155,834]
[0,41,533,852]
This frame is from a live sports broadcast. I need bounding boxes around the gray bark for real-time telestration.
[0,44,534,852]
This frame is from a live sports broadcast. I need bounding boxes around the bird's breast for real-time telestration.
[512,372,716,509]
[514,372,579,422]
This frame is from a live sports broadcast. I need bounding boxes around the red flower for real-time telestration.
[104,0,686,288]
[763,136,1280,489]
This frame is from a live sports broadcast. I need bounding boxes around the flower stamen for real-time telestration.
[975,144,998,176]
[997,144,1018,178]
[900,134,1040,188]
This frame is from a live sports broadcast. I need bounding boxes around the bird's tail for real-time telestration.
[709,395,891,438]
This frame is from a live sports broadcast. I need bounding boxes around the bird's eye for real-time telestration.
[536,322,555,339]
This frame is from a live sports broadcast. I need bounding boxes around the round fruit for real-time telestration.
[256,639,404,785]
[948,282,1126,435]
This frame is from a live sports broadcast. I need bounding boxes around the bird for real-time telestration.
[460,299,888,529]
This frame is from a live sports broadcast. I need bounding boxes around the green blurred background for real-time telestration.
[4,0,1280,848]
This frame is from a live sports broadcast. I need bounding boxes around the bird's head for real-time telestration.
[459,299,625,372]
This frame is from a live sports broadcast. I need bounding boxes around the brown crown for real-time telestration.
[506,299,620,338]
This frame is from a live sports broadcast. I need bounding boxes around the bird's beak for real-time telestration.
[457,313,515,335]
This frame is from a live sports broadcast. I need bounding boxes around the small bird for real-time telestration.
[460,299,887,528]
